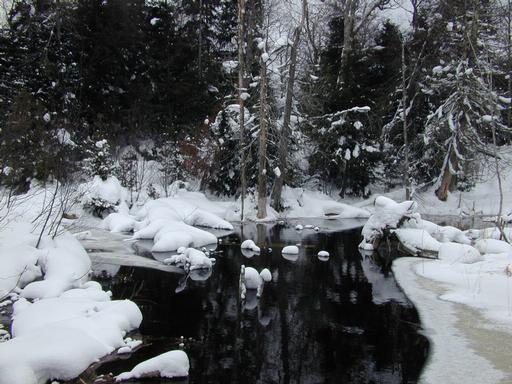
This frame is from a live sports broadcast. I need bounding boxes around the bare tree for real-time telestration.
[257,43,269,219]
[272,0,308,211]
[238,0,247,221]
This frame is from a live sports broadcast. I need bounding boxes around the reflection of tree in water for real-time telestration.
[101,224,427,384]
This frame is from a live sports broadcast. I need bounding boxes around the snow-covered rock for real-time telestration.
[393,228,441,254]
[282,245,299,255]
[359,196,417,250]
[116,350,189,381]
[241,239,261,253]
[317,250,330,257]
[101,212,137,233]
[240,266,272,299]
[164,248,213,271]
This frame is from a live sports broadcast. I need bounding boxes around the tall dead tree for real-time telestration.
[272,0,307,211]
[401,36,411,200]
[238,0,247,221]
[336,0,390,86]
[257,47,268,219]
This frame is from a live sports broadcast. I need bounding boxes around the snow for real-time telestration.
[101,212,136,233]
[241,239,260,253]
[122,191,234,252]
[393,228,440,253]
[437,242,482,264]
[359,196,416,250]
[282,245,299,255]
[474,238,512,254]
[164,248,213,270]
[115,350,189,381]
[21,233,92,300]
[82,175,128,205]
[240,266,272,299]
[317,250,330,257]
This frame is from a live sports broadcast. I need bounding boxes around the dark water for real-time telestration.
[96,221,428,383]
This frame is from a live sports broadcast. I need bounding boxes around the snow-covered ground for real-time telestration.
[356,194,512,383]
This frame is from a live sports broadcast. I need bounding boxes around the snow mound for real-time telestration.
[393,228,441,253]
[282,245,299,255]
[438,243,482,264]
[116,350,189,381]
[126,192,233,251]
[21,233,91,300]
[317,250,330,257]
[241,239,261,253]
[0,245,42,298]
[101,212,137,233]
[359,196,417,250]
[474,238,512,255]
[0,296,142,384]
[240,266,272,299]
[83,175,128,205]
[164,248,213,270]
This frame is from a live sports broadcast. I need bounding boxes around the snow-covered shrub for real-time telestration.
[85,139,115,181]
[153,140,187,197]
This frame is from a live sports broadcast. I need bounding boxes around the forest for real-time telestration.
[0,0,510,214]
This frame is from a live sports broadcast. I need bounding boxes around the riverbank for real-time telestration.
[393,258,512,384]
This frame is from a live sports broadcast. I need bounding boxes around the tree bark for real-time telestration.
[401,37,411,200]
[272,0,307,211]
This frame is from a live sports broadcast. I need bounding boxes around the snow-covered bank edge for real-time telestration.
[392,258,512,384]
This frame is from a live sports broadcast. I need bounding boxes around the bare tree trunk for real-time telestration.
[435,144,457,201]
[272,0,307,211]
[257,55,268,219]
[337,0,356,86]
[198,0,203,79]
[238,0,247,221]
[401,37,411,200]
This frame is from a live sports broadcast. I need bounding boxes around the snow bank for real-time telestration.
[116,350,189,381]
[125,192,234,252]
[21,234,91,300]
[0,245,42,298]
[359,196,417,250]
[279,187,371,219]
[0,286,142,384]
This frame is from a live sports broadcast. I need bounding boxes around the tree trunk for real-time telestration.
[435,149,457,201]
[257,54,268,219]
[272,0,307,211]
[238,0,247,221]
[337,0,356,86]
[401,37,411,200]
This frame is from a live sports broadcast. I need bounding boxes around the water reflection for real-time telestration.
[97,222,428,383]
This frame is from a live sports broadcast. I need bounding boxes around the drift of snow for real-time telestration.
[116,350,189,381]
[474,238,512,254]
